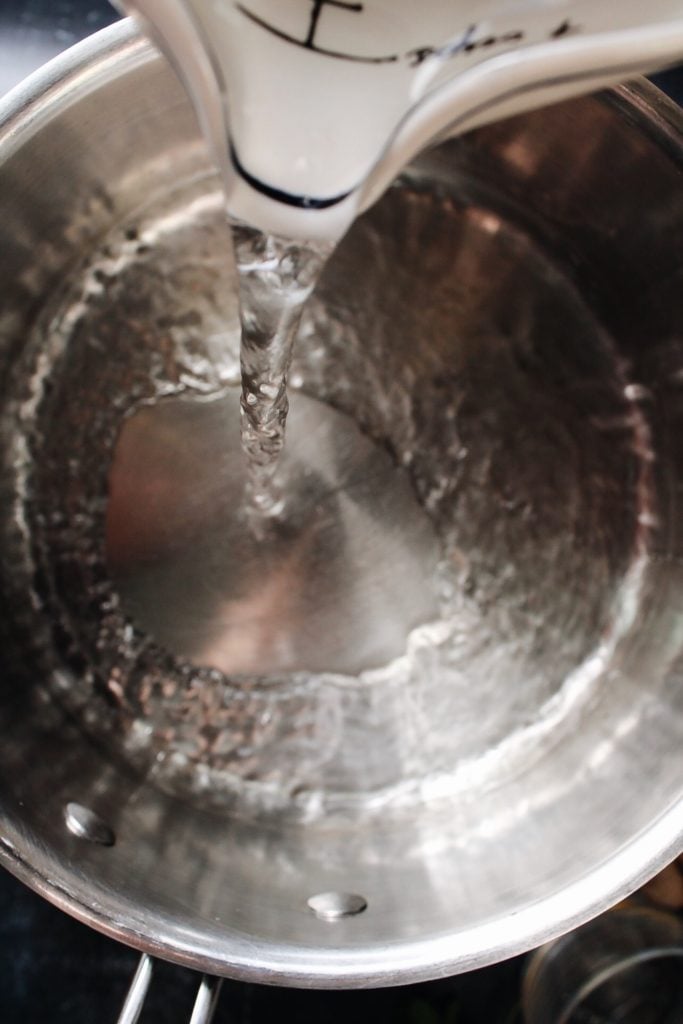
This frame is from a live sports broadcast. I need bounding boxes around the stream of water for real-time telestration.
[231,220,334,525]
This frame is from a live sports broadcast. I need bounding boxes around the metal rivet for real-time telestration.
[64,802,116,846]
[307,891,367,921]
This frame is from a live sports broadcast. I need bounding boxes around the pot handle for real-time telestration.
[116,953,223,1024]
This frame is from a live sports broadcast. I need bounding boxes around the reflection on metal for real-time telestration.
[117,955,154,1024]
[189,975,223,1024]
[64,802,116,847]
[307,891,368,920]
[116,956,222,1024]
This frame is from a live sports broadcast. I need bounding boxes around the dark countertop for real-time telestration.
[0,864,524,1023]
[0,0,119,95]
[0,4,680,1022]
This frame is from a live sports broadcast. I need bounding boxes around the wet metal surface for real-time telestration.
[5,174,652,816]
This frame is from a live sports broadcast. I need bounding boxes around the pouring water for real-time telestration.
[232,222,332,524]
[110,0,683,517]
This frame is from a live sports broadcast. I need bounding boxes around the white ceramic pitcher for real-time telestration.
[112,1,683,238]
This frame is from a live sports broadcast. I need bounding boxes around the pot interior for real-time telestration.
[0,27,682,986]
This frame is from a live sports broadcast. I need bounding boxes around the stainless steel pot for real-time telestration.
[0,19,682,989]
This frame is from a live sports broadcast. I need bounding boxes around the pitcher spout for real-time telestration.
[114,0,683,240]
